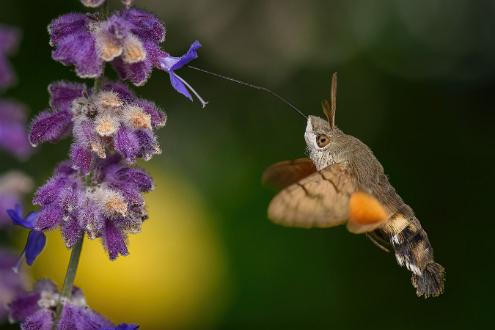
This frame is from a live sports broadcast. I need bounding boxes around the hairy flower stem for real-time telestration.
[53,234,84,327]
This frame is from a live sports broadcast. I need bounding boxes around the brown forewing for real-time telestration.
[262,158,317,190]
[267,163,357,228]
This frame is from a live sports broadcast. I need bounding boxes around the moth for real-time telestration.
[262,73,445,298]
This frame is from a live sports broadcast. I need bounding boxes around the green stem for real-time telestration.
[53,234,84,326]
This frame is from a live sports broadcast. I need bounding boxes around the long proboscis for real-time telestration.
[188,65,307,120]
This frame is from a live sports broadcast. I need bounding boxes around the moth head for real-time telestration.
[305,115,340,151]
[305,72,340,152]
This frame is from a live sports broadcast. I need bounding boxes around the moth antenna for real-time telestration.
[322,72,337,128]
[188,65,307,119]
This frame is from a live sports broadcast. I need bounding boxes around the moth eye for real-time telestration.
[316,134,330,148]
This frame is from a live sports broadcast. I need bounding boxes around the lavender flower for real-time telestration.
[29,80,165,167]
[0,25,20,89]
[48,8,206,105]
[8,279,116,330]
[0,100,32,159]
[0,249,28,321]
[7,204,46,267]
[33,155,152,259]
[0,171,33,227]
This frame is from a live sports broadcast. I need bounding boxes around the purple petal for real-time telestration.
[78,200,105,238]
[112,56,152,87]
[8,291,41,322]
[112,40,160,86]
[101,80,136,103]
[49,14,102,78]
[114,125,140,162]
[24,230,46,265]
[103,220,128,260]
[6,205,38,229]
[119,8,165,43]
[70,143,93,175]
[61,215,83,248]
[49,13,88,45]
[29,110,73,147]
[133,99,166,128]
[169,73,193,101]
[48,81,86,113]
[59,303,113,330]
[21,309,54,330]
[170,40,201,72]
[33,175,71,206]
[35,205,62,230]
[135,129,159,160]
[114,167,153,192]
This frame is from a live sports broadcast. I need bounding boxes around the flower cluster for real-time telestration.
[0,25,32,158]
[49,7,206,106]
[32,155,152,259]
[30,81,166,172]
[6,0,205,328]
[0,101,32,159]
[8,279,137,330]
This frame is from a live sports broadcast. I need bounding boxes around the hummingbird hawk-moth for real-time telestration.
[262,73,445,298]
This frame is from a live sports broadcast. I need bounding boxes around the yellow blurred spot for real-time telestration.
[31,166,229,329]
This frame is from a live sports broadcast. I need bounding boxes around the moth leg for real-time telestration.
[366,231,390,253]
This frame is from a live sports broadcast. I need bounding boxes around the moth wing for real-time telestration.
[262,158,317,190]
[267,163,390,231]
[346,191,389,234]
[267,163,357,228]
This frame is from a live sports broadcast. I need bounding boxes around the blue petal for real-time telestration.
[169,73,193,101]
[24,212,39,227]
[7,204,34,229]
[24,230,46,265]
[170,40,202,72]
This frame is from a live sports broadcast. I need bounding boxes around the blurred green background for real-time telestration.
[1,0,495,329]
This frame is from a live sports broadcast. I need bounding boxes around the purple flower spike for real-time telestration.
[0,101,32,158]
[0,25,20,89]
[29,109,73,147]
[49,13,103,78]
[158,40,207,108]
[7,204,46,266]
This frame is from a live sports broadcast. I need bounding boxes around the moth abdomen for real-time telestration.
[380,213,445,298]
